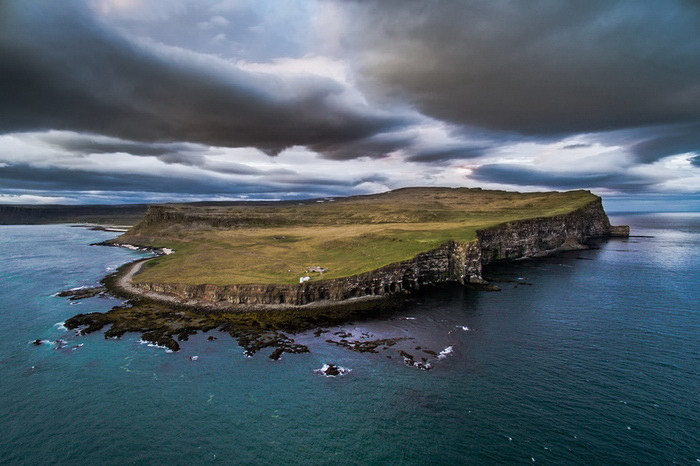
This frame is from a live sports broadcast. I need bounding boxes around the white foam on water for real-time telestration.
[137,339,172,352]
[401,356,432,370]
[401,316,417,320]
[29,339,52,346]
[190,356,199,361]
[314,364,351,377]
[54,322,67,331]
[437,345,454,360]
[456,325,469,331]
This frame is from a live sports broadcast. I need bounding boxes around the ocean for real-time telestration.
[0,213,698,464]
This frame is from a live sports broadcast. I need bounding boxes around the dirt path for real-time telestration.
[114,259,188,305]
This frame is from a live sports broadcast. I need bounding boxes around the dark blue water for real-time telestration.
[0,215,698,464]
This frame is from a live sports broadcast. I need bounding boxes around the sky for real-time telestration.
[1,0,699,207]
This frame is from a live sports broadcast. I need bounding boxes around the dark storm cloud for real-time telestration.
[405,146,488,164]
[628,123,700,164]
[0,163,384,196]
[40,133,204,157]
[0,0,409,157]
[0,163,259,195]
[34,132,295,175]
[562,144,592,150]
[471,164,659,192]
[268,173,388,186]
[345,0,700,137]
[312,132,417,160]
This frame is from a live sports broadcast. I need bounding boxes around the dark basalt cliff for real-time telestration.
[130,198,626,309]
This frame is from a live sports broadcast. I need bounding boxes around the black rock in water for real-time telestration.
[56,286,106,300]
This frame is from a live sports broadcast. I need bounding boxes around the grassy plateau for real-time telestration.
[117,187,597,286]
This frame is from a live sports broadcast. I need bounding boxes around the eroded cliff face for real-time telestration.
[478,198,611,263]
[130,198,623,308]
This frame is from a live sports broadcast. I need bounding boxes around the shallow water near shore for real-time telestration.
[0,214,698,464]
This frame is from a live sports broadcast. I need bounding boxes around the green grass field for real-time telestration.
[118,187,597,285]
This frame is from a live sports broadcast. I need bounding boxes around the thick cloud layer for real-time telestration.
[471,163,660,192]
[0,0,408,155]
[0,0,699,204]
[343,0,700,136]
[0,161,386,196]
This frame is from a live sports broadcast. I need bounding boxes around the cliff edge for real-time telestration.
[104,188,628,311]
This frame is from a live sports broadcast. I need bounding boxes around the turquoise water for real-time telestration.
[0,215,698,464]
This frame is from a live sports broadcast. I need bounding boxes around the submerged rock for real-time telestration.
[141,330,180,352]
[314,364,351,377]
[325,337,411,353]
[56,286,106,300]
[400,351,433,370]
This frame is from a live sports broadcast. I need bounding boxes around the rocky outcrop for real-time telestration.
[609,225,631,237]
[128,198,627,309]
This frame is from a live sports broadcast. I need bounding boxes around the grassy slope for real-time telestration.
[121,188,597,286]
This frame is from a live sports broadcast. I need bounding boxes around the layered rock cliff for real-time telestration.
[128,197,625,309]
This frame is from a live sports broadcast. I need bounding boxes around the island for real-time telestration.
[103,187,628,307]
[62,187,629,358]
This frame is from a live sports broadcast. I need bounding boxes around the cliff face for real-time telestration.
[478,198,611,262]
[131,198,623,308]
[135,240,480,306]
